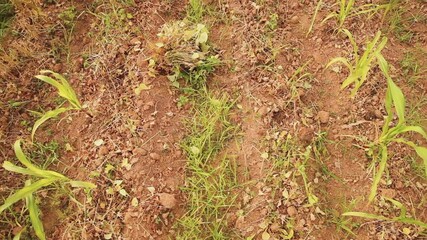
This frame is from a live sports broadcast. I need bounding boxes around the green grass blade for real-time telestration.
[0,178,56,214]
[25,180,46,240]
[342,74,358,91]
[342,29,358,60]
[342,211,389,221]
[369,146,388,202]
[326,57,352,71]
[3,161,46,178]
[388,78,406,124]
[398,218,427,228]
[306,0,323,37]
[399,126,427,139]
[414,146,427,177]
[34,75,64,94]
[384,197,406,218]
[31,107,70,141]
[69,181,97,189]
[36,71,81,109]
[13,140,67,179]
[12,227,26,240]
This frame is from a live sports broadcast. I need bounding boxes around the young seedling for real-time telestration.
[322,0,398,30]
[343,197,427,229]
[31,70,82,141]
[326,30,387,98]
[176,91,239,239]
[296,146,319,207]
[367,56,427,202]
[187,0,204,22]
[323,0,356,29]
[1,140,96,240]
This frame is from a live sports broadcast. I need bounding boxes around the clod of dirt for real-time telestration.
[158,193,177,209]
[299,127,314,144]
[99,146,109,156]
[290,15,299,24]
[317,111,330,124]
[286,206,298,217]
[269,222,280,232]
[130,37,141,45]
[150,152,161,161]
[381,189,397,199]
[258,106,269,116]
[133,147,148,156]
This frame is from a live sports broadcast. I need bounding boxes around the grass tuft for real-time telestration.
[0,0,14,39]
[176,90,239,239]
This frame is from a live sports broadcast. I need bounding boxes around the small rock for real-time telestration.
[136,55,147,68]
[258,106,269,116]
[381,188,397,199]
[290,15,299,23]
[270,222,281,232]
[133,148,147,156]
[395,181,404,189]
[318,111,330,124]
[287,206,298,217]
[118,45,128,54]
[300,127,314,144]
[99,146,109,156]
[52,63,63,72]
[295,219,306,231]
[130,37,141,45]
[149,152,161,161]
[158,193,176,209]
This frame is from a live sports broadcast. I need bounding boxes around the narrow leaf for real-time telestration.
[0,178,56,214]
[31,107,69,141]
[343,211,389,221]
[25,180,46,240]
[69,181,97,189]
[388,78,406,124]
[369,146,388,202]
[12,227,26,240]
[13,140,67,179]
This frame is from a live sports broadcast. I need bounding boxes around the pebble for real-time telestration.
[130,37,141,45]
[287,206,298,217]
[381,188,397,199]
[270,222,280,232]
[150,152,161,160]
[258,106,269,116]
[158,193,176,209]
[133,148,147,156]
[290,15,299,23]
[318,111,330,124]
[99,146,109,156]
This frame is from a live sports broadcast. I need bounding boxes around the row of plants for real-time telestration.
[326,27,427,229]
[1,71,95,239]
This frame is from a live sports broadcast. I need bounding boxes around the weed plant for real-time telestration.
[327,30,387,98]
[176,91,239,239]
[157,21,220,90]
[1,140,95,240]
[344,197,427,229]
[322,0,399,30]
[0,0,14,38]
[187,0,204,23]
[31,70,82,141]
[367,56,427,202]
